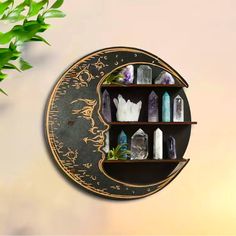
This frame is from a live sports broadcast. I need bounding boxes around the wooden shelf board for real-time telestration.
[108,121,197,125]
[101,84,183,88]
[103,159,189,164]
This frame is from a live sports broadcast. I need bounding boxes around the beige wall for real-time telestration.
[0,0,236,235]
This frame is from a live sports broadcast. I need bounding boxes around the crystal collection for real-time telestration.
[106,64,175,85]
[105,128,177,160]
[102,91,184,123]
[102,66,184,161]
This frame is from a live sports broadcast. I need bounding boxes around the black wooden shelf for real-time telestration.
[104,159,188,163]
[108,121,197,125]
[101,84,183,88]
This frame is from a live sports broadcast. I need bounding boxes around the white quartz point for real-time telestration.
[173,95,184,122]
[153,128,163,159]
[113,94,142,121]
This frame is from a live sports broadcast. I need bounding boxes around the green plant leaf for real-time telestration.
[29,34,50,45]
[19,57,32,70]
[0,48,14,68]
[0,31,14,44]
[3,62,21,71]
[1,0,29,22]
[43,9,65,18]
[0,87,8,95]
[0,71,7,81]
[0,0,13,15]
[28,0,48,17]
[5,11,25,22]
[50,0,63,9]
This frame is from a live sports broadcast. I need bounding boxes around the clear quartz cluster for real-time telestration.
[113,95,142,121]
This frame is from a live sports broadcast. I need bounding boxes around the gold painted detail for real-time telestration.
[72,65,95,89]
[63,148,78,164]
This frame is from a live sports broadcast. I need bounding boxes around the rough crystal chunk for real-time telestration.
[118,130,128,159]
[131,128,148,160]
[162,92,171,122]
[148,91,159,122]
[113,94,142,121]
[173,95,184,122]
[102,131,110,153]
[154,71,175,84]
[102,89,111,122]
[167,136,177,159]
[117,65,134,84]
[137,65,152,84]
[153,128,163,159]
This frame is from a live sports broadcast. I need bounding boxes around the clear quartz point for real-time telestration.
[131,128,148,160]
[173,95,184,122]
[137,65,152,84]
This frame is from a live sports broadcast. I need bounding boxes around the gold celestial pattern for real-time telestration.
[46,47,190,199]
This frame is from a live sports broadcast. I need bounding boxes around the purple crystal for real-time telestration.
[154,71,175,85]
[167,136,177,159]
[118,65,134,84]
[148,91,159,122]
[102,89,111,122]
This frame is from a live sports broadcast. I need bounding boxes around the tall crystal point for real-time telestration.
[162,92,171,122]
[118,130,128,159]
[148,91,159,122]
[153,128,163,159]
[102,89,111,122]
[137,65,152,84]
[167,136,177,159]
[131,128,148,160]
[173,95,184,122]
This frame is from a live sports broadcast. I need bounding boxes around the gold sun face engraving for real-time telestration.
[73,65,95,89]
[71,98,104,147]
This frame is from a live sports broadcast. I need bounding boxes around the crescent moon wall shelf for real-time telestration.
[45,47,197,199]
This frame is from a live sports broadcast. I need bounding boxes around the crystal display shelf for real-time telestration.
[101,84,184,88]
[45,46,196,199]
[108,121,197,125]
[103,159,189,163]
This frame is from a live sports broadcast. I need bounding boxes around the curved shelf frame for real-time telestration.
[45,46,195,199]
